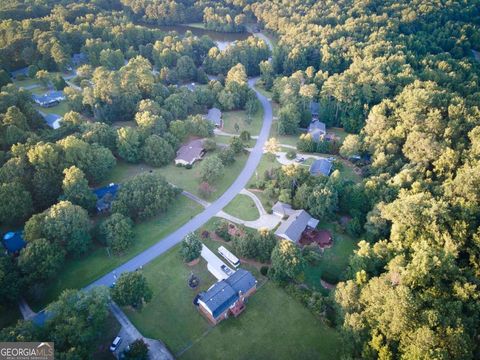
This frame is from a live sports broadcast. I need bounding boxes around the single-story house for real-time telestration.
[272,201,295,219]
[275,209,319,243]
[308,120,326,142]
[93,183,120,212]
[2,232,26,255]
[39,112,62,129]
[10,67,29,79]
[195,268,257,325]
[175,139,206,166]
[310,158,333,177]
[205,107,222,128]
[32,91,65,108]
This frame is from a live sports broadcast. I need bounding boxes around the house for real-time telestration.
[32,91,65,108]
[175,139,206,166]
[93,183,120,212]
[2,232,26,255]
[205,107,222,128]
[195,269,257,325]
[10,67,29,79]
[310,158,333,177]
[39,113,62,129]
[272,201,295,219]
[308,120,326,142]
[275,209,319,243]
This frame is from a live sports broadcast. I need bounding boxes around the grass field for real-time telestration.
[34,101,70,116]
[30,196,203,311]
[214,135,256,148]
[304,221,357,292]
[248,154,282,187]
[124,241,342,359]
[222,105,263,135]
[223,194,260,221]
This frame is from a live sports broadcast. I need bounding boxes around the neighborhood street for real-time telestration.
[86,77,273,289]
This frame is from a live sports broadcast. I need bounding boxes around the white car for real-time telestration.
[110,336,122,352]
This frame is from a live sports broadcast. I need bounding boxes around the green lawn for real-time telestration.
[13,78,41,88]
[214,135,255,148]
[304,221,357,292]
[222,105,263,135]
[158,152,248,200]
[99,160,152,187]
[30,196,203,311]
[34,101,70,116]
[248,154,282,187]
[123,239,341,359]
[223,194,260,221]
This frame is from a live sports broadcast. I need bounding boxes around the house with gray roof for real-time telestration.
[32,91,65,108]
[308,120,326,142]
[39,113,62,129]
[175,139,205,166]
[310,158,333,177]
[205,107,222,128]
[272,201,295,219]
[275,209,319,243]
[195,268,257,324]
[11,67,29,79]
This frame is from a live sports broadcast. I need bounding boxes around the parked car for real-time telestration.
[110,336,122,352]
[295,157,305,163]
[327,157,336,162]
[221,265,234,276]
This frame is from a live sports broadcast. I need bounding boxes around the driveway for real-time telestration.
[86,77,273,289]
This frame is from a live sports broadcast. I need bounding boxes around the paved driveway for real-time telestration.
[86,77,273,289]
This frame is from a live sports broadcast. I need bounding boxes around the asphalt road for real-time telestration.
[86,77,273,289]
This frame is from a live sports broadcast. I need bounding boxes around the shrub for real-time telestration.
[260,266,269,276]
[214,220,231,241]
[181,232,202,262]
[286,150,297,160]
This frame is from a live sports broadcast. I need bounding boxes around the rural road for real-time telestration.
[86,77,273,289]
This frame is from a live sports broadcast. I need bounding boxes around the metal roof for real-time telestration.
[309,158,332,176]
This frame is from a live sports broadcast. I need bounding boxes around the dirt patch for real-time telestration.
[187,258,200,266]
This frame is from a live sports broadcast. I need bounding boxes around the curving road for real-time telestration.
[86,77,273,289]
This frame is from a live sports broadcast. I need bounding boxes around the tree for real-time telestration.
[0,256,21,305]
[142,135,174,167]
[264,137,280,155]
[181,232,202,262]
[240,130,251,142]
[98,213,134,255]
[124,339,149,360]
[278,103,300,135]
[176,55,197,82]
[199,155,224,183]
[229,136,244,154]
[307,183,338,220]
[0,182,33,226]
[51,74,66,90]
[270,240,304,281]
[111,271,153,309]
[340,134,362,158]
[112,173,178,221]
[35,70,50,88]
[24,201,91,257]
[46,287,110,358]
[198,182,215,199]
[117,127,142,163]
[245,98,259,123]
[62,166,96,212]
[18,239,65,285]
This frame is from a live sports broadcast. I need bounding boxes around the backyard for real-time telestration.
[124,239,342,359]
[223,194,260,221]
[29,196,203,310]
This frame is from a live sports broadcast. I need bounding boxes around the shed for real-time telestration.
[272,201,295,219]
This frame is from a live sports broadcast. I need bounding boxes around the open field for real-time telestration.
[222,104,263,135]
[223,194,260,221]
[34,101,70,116]
[123,240,342,359]
[214,134,255,148]
[30,196,203,311]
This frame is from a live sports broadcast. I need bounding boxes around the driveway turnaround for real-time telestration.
[86,77,273,289]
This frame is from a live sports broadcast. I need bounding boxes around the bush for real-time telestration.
[181,232,202,262]
[260,266,269,276]
[203,138,217,151]
[185,163,192,169]
[214,220,231,241]
[286,150,297,160]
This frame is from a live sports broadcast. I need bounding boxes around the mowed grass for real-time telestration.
[30,196,203,311]
[223,194,260,221]
[123,241,342,359]
[214,134,256,148]
[34,101,70,116]
[304,221,357,292]
[222,104,263,135]
[180,281,342,360]
[158,152,248,200]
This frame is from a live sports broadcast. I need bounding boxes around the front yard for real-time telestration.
[221,105,263,135]
[223,194,260,221]
[30,196,203,311]
[123,240,342,359]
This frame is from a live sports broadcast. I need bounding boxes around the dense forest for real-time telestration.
[0,0,479,358]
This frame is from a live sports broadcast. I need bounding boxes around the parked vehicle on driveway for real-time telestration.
[110,336,122,352]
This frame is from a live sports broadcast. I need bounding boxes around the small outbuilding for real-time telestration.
[2,232,26,255]
[93,183,120,212]
[310,158,333,177]
[175,139,206,166]
[205,108,222,128]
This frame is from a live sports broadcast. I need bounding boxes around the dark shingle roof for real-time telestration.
[198,269,256,318]
[206,108,222,127]
[175,139,205,164]
[275,210,318,243]
[310,158,333,176]
[32,91,65,107]
[308,120,326,142]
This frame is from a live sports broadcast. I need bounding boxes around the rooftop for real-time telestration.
[272,201,295,218]
[2,231,26,254]
[93,183,120,212]
[308,120,326,142]
[275,209,319,243]
[175,139,205,164]
[309,158,333,177]
[32,91,65,107]
[205,108,222,127]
